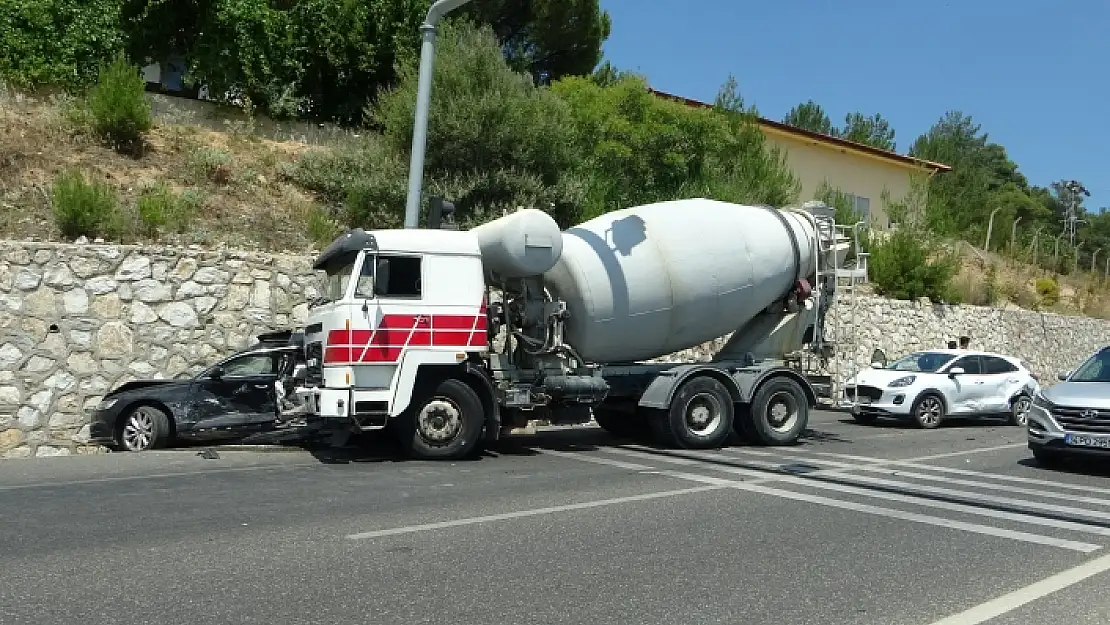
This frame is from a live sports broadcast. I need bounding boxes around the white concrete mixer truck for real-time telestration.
[290,198,840,460]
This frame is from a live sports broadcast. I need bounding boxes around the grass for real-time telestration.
[0,85,344,251]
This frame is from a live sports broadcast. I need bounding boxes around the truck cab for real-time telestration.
[297,228,498,456]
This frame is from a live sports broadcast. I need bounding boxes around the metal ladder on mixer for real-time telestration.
[828,221,870,409]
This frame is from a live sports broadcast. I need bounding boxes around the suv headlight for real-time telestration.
[889,375,916,388]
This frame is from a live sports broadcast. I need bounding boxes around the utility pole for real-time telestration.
[403,0,475,229]
[1060,179,1091,248]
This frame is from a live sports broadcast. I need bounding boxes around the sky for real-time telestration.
[597,0,1109,212]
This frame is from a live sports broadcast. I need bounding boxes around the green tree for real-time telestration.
[0,0,127,90]
[123,0,428,123]
[783,100,834,135]
[367,20,584,226]
[460,0,611,84]
[551,73,799,220]
[837,111,896,151]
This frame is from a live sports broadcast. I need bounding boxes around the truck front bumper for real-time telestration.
[299,387,353,419]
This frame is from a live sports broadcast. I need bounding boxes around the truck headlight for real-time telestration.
[889,375,916,388]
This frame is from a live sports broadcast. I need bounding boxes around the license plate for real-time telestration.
[1065,433,1110,449]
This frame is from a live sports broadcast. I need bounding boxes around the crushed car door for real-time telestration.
[943,355,988,413]
[981,355,1027,412]
[189,352,280,429]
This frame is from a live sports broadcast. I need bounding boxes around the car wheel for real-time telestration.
[1009,395,1032,427]
[119,404,172,452]
[910,393,945,429]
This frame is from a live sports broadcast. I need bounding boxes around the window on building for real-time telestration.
[845,193,871,222]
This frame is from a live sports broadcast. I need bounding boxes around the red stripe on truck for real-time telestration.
[322,312,487,365]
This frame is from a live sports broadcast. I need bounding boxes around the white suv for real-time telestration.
[844,349,1040,429]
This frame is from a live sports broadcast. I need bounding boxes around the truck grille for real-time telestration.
[1052,406,1110,434]
[305,341,323,385]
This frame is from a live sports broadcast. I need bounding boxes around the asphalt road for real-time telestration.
[3,410,1110,625]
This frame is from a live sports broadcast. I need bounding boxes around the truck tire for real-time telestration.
[398,377,486,460]
[747,376,809,445]
[652,375,735,449]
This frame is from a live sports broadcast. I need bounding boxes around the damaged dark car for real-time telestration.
[89,331,308,452]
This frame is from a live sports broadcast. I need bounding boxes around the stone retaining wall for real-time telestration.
[2,239,1109,458]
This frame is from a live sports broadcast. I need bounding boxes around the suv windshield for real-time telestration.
[1068,349,1110,382]
[885,351,957,373]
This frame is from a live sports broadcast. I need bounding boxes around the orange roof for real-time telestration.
[648,88,952,173]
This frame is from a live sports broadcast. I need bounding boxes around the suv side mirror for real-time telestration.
[870,362,883,369]
[948,367,965,376]
[1057,370,1071,381]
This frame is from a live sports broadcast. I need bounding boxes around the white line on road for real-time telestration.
[812,453,1110,497]
[345,485,723,540]
[598,446,1110,538]
[647,469,1101,553]
[926,551,1110,624]
[719,449,1110,508]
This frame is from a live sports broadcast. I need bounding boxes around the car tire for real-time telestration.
[399,377,486,461]
[910,392,945,429]
[1009,394,1032,427]
[118,404,172,452]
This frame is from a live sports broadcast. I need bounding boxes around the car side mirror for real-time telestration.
[210,366,225,379]
[870,362,883,369]
[948,367,965,376]
[1057,370,1071,381]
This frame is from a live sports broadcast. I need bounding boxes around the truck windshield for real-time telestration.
[318,260,356,304]
[885,352,956,373]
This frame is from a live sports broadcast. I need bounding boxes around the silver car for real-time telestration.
[1027,346,1110,466]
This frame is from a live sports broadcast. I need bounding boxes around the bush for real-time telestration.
[1035,277,1060,307]
[136,183,194,236]
[87,54,152,148]
[868,228,959,302]
[51,169,120,239]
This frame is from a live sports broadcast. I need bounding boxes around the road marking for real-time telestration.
[648,469,1100,553]
[926,551,1110,624]
[600,447,1110,537]
[812,470,1110,524]
[722,449,1110,507]
[345,485,723,540]
[538,448,655,471]
[812,453,1110,497]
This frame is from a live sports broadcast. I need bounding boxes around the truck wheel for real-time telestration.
[748,377,809,445]
[654,376,735,449]
[399,377,485,460]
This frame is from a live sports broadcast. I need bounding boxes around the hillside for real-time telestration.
[2,86,1108,320]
